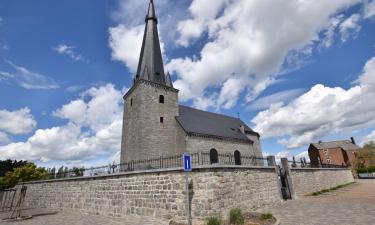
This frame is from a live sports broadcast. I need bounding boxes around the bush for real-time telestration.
[207,216,221,225]
[229,208,244,225]
[357,166,375,173]
[261,213,273,220]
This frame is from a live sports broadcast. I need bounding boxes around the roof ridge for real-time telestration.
[313,139,352,144]
[178,104,243,122]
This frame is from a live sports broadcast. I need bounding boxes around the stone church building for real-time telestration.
[120,0,262,164]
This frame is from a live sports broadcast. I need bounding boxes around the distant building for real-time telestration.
[308,137,360,166]
[120,0,262,164]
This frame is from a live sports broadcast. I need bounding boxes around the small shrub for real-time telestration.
[261,213,273,220]
[229,208,244,225]
[207,216,221,225]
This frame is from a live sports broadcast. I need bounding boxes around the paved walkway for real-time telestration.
[0,209,169,225]
[267,179,375,225]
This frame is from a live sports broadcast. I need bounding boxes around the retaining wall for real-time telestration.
[22,166,281,222]
[290,168,354,196]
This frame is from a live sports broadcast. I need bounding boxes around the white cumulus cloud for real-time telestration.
[167,0,362,109]
[0,84,124,166]
[0,107,36,135]
[252,55,375,149]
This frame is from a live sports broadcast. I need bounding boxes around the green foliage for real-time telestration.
[363,141,375,151]
[206,216,221,225]
[353,142,375,173]
[72,167,85,177]
[56,166,65,178]
[260,213,273,220]
[2,163,47,188]
[0,177,7,190]
[0,159,28,177]
[229,208,244,225]
[357,166,375,173]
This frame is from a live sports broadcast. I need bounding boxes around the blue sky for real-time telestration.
[0,0,375,167]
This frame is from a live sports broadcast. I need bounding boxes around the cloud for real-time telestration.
[53,44,85,62]
[0,107,37,135]
[0,84,124,166]
[252,55,375,148]
[1,60,59,89]
[363,0,375,19]
[247,88,305,111]
[362,130,375,145]
[108,25,144,72]
[166,0,362,110]
[339,13,361,42]
[0,131,10,144]
[0,71,14,81]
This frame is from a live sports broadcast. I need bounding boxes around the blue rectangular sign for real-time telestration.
[183,153,192,172]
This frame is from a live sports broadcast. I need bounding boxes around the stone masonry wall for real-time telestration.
[121,81,181,163]
[186,135,261,157]
[290,168,354,196]
[22,166,281,223]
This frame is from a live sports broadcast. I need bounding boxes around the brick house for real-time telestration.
[308,137,360,167]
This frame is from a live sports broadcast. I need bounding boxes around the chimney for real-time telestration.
[350,137,356,145]
[239,125,245,134]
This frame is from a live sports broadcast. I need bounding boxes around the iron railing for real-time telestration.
[288,157,347,169]
[44,152,270,180]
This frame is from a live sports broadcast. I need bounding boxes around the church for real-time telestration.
[120,0,263,164]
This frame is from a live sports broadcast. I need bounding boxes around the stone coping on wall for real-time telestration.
[22,165,275,184]
[291,167,351,171]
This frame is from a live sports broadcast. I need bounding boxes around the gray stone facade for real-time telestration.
[120,79,263,163]
[121,80,181,162]
[22,166,281,223]
[185,135,262,157]
[290,168,354,196]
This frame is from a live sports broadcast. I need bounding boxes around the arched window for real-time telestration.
[159,95,164,103]
[130,98,133,106]
[210,148,218,164]
[234,150,241,165]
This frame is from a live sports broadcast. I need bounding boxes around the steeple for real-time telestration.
[136,0,166,85]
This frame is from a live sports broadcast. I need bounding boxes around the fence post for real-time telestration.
[281,158,296,200]
[268,156,283,200]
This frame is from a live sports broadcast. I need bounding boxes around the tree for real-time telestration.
[363,141,375,151]
[0,159,28,177]
[353,141,375,173]
[2,163,47,189]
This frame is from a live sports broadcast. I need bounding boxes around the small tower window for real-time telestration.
[160,117,164,123]
[159,95,164,104]
[130,98,133,106]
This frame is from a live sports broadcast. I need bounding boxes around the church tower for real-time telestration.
[120,0,180,163]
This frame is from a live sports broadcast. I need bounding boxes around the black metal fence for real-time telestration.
[44,152,270,180]
[288,157,347,169]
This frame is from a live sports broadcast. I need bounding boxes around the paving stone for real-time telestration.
[265,179,375,225]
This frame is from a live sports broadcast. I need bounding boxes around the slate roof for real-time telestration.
[311,140,360,151]
[136,0,170,87]
[176,105,259,142]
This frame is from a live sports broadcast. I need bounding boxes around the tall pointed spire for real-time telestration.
[136,0,166,85]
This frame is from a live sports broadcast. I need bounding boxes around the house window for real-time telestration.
[130,98,133,106]
[209,148,218,164]
[159,95,164,103]
[160,117,164,123]
[234,150,241,165]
